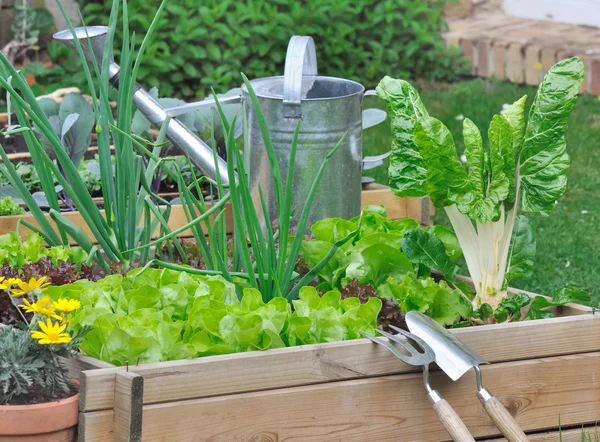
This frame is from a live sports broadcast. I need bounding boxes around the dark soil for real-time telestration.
[8,381,78,406]
[0,120,99,156]
[0,122,28,154]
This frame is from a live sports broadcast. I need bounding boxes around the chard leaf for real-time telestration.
[519,57,584,215]
[525,287,590,320]
[502,95,527,202]
[414,116,473,210]
[401,229,457,281]
[486,115,511,215]
[423,225,462,261]
[505,215,536,285]
[463,118,485,198]
[376,76,429,197]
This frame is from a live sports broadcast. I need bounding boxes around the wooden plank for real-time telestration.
[78,352,600,442]
[78,410,114,442]
[113,372,143,442]
[485,425,600,441]
[0,189,428,243]
[79,312,600,412]
[63,354,115,380]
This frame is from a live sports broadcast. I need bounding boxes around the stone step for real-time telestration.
[444,13,600,94]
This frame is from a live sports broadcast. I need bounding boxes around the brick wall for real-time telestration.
[444,15,600,94]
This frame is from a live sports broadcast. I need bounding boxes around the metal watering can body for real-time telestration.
[53,28,384,233]
[243,36,379,232]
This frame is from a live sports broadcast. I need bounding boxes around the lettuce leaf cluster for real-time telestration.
[0,232,87,268]
[300,205,461,290]
[45,268,381,366]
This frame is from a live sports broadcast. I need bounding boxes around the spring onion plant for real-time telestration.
[377,58,584,309]
[128,77,354,302]
[0,0,221,271]
[0,0,349,301]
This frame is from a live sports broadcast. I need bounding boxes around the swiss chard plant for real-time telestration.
[377,58,584,309]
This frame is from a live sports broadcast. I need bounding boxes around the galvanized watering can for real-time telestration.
[53,29,387,231]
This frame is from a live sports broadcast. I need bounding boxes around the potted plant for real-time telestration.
[0,276,86,441]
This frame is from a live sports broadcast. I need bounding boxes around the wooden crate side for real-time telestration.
[0,188,423,243]
[113,372,143,442]
[108,352,599,442]
[80,313,600,412]
[78,410,114,442]
[485,425,600,441]
[62,354,114,380]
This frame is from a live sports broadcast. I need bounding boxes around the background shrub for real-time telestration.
[77,0,468,100]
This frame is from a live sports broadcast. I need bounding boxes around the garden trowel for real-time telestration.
[405,311,529,442]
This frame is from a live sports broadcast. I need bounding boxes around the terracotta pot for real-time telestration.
[0,388,78,442]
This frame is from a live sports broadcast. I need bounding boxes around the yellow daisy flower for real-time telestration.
[31,318,71,345]
[18,296,61,320]
[0,277,21,290]
[11,276,51,297]
[52,298,81,313]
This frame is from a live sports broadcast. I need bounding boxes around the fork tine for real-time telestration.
[360,332,413,364]
[375,328,420,357]
[388,325,436,360]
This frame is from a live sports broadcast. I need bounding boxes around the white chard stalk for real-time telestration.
[378,57,585,311]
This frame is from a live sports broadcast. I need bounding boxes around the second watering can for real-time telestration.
[243,36,377,231]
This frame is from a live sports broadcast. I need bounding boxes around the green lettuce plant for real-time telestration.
[377,58,584,309]
[300,205,462,291]
[0,196,25,216]
[0,232,86,268]
[45,267,381,365]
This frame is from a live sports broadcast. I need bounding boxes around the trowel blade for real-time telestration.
[405,311,488,381]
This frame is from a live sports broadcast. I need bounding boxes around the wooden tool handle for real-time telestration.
[480,393,529,442]
[429,391,475,442]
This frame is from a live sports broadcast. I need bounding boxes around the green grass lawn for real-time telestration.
[365,78,600,303]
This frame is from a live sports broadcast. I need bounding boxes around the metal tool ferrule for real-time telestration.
[427,389,443,404]
[477,388,493,402]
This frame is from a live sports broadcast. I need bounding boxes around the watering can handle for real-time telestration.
[283,36,318,118]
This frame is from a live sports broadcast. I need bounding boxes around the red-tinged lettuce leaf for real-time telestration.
[340,279,406,332]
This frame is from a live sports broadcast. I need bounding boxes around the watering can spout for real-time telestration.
[52,26,232,186]
[53,26,112,70]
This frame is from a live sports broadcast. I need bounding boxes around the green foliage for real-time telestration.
[469,287,591,324]
[378,271,472,326]
[300,206,461,291]
[0,325,78,405]
[45,267,381,365]
[0,232,86,268]
[34,94,95,168]
[377,59,584,307]
[0,162,40,192]
[0,196,25,216]
[78,0,468,100]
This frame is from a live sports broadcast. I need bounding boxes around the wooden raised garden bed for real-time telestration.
[67,288,599,442]
[0,184,433,242]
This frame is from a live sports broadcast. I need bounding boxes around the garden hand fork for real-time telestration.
[361,326,475,442]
